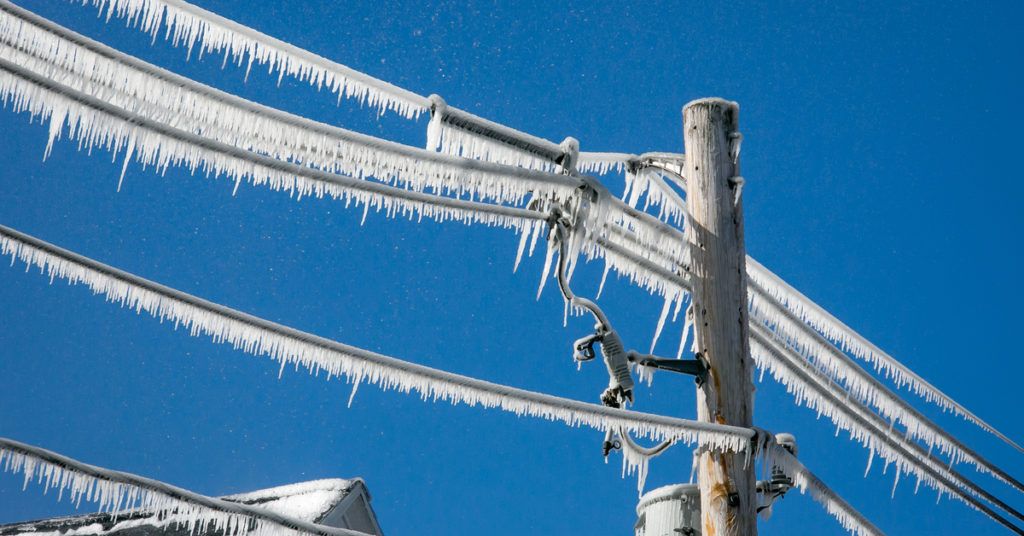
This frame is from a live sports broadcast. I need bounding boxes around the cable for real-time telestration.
[0,437,372,536]
[0,56,554,228]
[0,1,580,208]
[0,224,756,450]
[746,256,1024,454]
[752,330,1024,534]
[77,0,578,172]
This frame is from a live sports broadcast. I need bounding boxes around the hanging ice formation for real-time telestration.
[0,3,704,331]
[57,0,1010,458]
[0,438,367,536]
[748,284,1024,494]
[760,439,885,536]
[74,0,573,179]
[0,54,558,233]
[80,0,428,119]
[577,152,688,226]
[596,164,1023,465]
[0,3,580,210]
[0,225,754,453]
[426,111,559,173]
[746,256,1023,454]
[749,331,1024,532]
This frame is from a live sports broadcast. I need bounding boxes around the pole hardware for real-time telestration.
[545,208,685,463]
[628,351,708,387]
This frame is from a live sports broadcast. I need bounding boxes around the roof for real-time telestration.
[0,478,382,536]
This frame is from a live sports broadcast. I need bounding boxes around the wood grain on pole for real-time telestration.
[683,98,757,536]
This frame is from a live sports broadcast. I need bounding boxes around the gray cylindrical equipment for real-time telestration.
[635,483,701,536]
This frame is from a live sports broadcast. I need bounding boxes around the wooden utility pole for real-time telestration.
[683,98,757,536]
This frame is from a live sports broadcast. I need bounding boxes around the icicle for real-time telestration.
[536,238,555,300]
[677,302,693,360]
[513,225,530,273]
[347,373,362,408]
[117,135,135,192]
[649,292,674,353]
[595,260,611,299]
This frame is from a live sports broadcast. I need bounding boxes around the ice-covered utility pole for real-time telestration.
[684,98,758,536]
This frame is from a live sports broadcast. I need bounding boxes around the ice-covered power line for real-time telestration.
[0,437,372,536]
[765,442,886,536]
[747,278,1024,495]
[80,0,429,118]
[67,0,1019,459]
[0,37,698,348]
[4,2,701,329]
[607,211,1024,495]
[0,7,695,310]
[0,224,756,451]
[76,0,580,173]
[0,56,555,230]
[750,331,1024,535]
[0,1,580,209]
[746,256,1024,454]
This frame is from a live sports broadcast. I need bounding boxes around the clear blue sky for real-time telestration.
[1,1,1022,534]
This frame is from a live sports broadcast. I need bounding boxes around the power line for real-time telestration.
[0,437,373,536]
[0,224,756,451]
[0,1,578,208]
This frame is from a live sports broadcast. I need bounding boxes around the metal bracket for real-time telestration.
[572,332,601,362]
[628,351,708,387]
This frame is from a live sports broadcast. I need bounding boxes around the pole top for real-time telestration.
[682,97,739,115]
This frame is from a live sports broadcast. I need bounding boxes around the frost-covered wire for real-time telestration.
[0,2,581,210]
[0,0,697,318]
[73,0,579,176]
[0,55,556,231]
[0,9,695,309]
[78,0,428,118]
[747,277,1024,495]
[578,151,688,224]
[750,330,1024,534]
[0,32,696,340]
[0,437,370,536]
[764,441,886,536]
[427,95,571,173]
[747,256,1024,454]
[0,224,756,451]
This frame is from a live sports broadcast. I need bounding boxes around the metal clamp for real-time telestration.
[628,351,708,387]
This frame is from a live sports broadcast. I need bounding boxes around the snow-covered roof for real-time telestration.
[221,478,356,522]
[0,478,381,536]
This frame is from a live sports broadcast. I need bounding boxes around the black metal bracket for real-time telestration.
[628,352,708,387]
[572,332,602,362]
